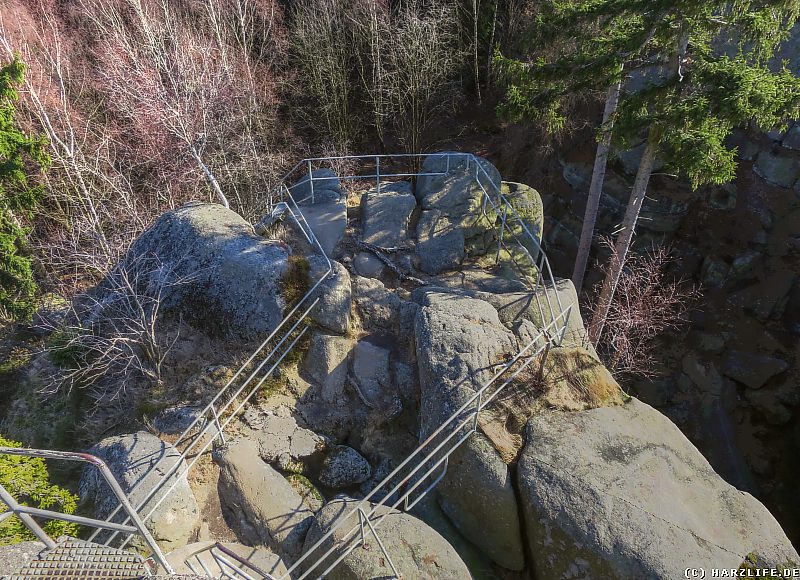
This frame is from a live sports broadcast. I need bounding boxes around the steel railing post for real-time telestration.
[376,156,381,194]
[307,160,314,204]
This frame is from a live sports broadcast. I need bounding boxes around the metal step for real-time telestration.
[7,538,150,580]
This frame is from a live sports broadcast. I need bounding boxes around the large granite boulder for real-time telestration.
[475,278,595,356]
[356,181,416,278]
[753,150,800,189]
[78,432,199,550]
[0,542,46,577]
[414,153,501,274]
[308,257,351,334]
[302,498,471,579]
[126,203,288,338]
[413,289,525,570]
[518,398,800,579]
[215,439,314,562]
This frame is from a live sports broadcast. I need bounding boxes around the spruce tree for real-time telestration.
[496,0,800,344]
[0,55,49,321]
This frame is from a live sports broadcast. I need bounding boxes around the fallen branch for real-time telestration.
[355,239,424,285]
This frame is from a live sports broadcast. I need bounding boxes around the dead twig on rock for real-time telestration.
[355,239,424,285]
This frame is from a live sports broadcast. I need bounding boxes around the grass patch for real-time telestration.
[280,255,311,307]
[479,347,624,464]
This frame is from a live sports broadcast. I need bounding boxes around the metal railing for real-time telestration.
[180,542,282,580]
[87,151,571,580]
[258,152,571,579]
[91,197,335,551]
[0,447,171,573]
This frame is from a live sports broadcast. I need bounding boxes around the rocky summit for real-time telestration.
[3,152,795,580]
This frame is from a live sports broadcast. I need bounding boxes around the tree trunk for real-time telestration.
[588,127,660,345]
[571,76,623,293]
[189,144,229,209]
[472,0,482,103]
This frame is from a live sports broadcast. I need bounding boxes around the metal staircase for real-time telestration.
[0,153,572,579]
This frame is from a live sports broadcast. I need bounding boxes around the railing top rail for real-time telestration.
[0,446,172,574]
[283,305,572,579]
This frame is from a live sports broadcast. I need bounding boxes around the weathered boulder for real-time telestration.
[152,406,206,435]
[302,498,472,579]
[351,340,399,413]
[303,332,353,403]
[745,388,793,425]
[682,352,724,397]
[308,257,351,334]
[319,445,372,489]
[415,209,466,274]
[476,278,595,356]
[414,290,525,570]
[518,398,799,579]
[78,432,199,550]
[297,199,347,257]
[722,350,790,390]
[435,265,528,294]
[414,153,501,274]
[356,181,416,278]
[728,271,796,320]
[0,541,45,577]
[753,150,800,189]
[783,124,800,150]
[215,439,314,562]
[166,541,288,578]
[250,406,327,466]
[352,275,404,333]
[496,181,545,267]
[127,203,288,338]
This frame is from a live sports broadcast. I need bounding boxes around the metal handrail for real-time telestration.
[257,152,573,579]
[180,542,281,580]
[282,307,571,580]
[90,152,572,580]
[0,447,172,574]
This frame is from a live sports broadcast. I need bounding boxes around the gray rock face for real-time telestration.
[783,124,800,150]
[414,153,501,275]
[352,276,402,332]
[0,541,45,577]
[303,332,353,403]
[754,150,800,188]
[518,398,799,579]
[415,209,466,274]
[127,203,288,339]
[351,340,399,413]
[476,278,595,356]
[152,405,206,435]
[319,445,371,488]
[215,439,314,562]
[414,291,525,570]
[357,182,416,277]
[302,498,471,580]
[722,350,790,390]
[289,168,342,203]
[252,407,326,465]
[728,271,796,320]
[78,432,199,550]
[308,257,351,334]
[435,266,528,294]
[298,199,347,257]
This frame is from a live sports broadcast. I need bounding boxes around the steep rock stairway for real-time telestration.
[1,153,572,579]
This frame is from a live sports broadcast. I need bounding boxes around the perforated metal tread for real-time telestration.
[8,539,149,580]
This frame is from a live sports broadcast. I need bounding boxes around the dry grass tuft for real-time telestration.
[479,346,624,464]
